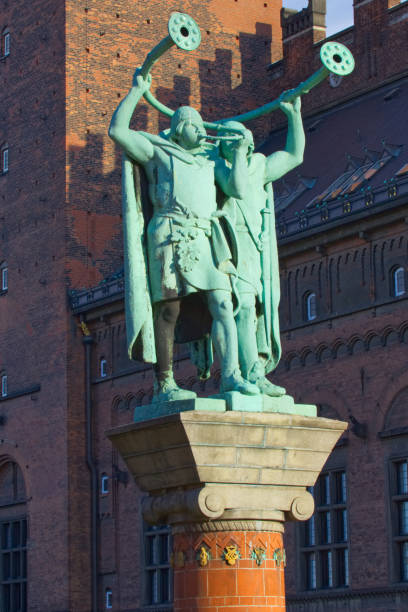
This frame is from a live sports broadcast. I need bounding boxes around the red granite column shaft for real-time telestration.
[172,530,286,611]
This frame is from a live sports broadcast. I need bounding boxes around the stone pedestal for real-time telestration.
[107,401,347,610]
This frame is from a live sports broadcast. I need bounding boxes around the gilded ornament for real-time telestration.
[196,545,211,567]
[222,544,241,566]
[80,321,91,336]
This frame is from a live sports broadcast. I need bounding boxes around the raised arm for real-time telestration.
[215,130,252,199]
[264,94,305,184]
[108,70,154,164]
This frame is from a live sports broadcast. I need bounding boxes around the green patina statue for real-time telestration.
[109,71,260,402]
[109,67,304,401]
[107,12,356,404]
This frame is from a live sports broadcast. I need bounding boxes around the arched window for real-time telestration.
[1,28,9,57]
[105,588,113,609]
[1,374,7,398]
[101,473,109,495]
[100,357,107,378]
[0,461,28,610]
[0,461,26,506]
[1,261,7,293]
[304,292,317,321]
[1,144,8,174]
[393,266,406,297]
[380,387,408,582]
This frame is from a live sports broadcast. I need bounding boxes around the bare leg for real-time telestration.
[206,290,259,395]
[235,292,259,379]
[154,299,181,380]
[235,293,285,397]
[153,299,196,401]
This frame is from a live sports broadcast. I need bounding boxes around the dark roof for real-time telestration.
[259,76,408,239]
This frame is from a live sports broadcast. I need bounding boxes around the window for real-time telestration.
[105,588,112,609]
[1,265,7,292]
[0,463,26,507]
[390,458,408,581]
[304,292,317,321]
[1,375,7,398]
[0,464,27,611]
[1,29,9,58]
[0,518,27,612]
[100,358,107,378]
[101,474,109,495]
[301,470,349,590]
[2,147,8,174]
[393,266,406,297]
[145,524,172,605]
[3,32,10,57]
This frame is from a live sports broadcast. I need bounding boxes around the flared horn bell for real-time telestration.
[320,41,355,76]
[168,12,201,51]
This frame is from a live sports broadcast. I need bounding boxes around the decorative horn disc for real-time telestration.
[320,41,355,76]
[168,12,201,51]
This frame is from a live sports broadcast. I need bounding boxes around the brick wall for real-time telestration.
[0,0,80,609]
[268,0,408,136]
[65,0,283,289]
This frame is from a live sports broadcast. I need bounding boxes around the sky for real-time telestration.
[282,0,354,37]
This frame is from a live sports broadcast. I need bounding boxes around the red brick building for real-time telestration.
[1,0,408,610]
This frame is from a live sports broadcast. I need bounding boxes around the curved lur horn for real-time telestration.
[213,41,355,127]
[140,15,355,134]
[140,12,201,112]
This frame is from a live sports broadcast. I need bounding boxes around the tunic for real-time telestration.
[147,154,233,303]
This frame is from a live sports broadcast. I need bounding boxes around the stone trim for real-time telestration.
[282,319,408,372]
[172,520,285,534]
[288,584,408,602]
[0,384,41,402]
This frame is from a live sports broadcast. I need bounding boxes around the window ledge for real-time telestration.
[0,384,41,402]
[288,584,408,602]
[0,498,30,509]
[379,426,408,439]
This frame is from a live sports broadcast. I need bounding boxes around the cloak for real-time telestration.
[260,182,282,373]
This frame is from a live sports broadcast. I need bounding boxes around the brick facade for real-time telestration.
[1,0,408,610]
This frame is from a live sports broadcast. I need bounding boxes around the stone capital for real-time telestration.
[108,403,347,531]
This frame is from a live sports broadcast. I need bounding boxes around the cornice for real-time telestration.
[277,176,408,248]
[282,319,408,372]
[288,584,408,603]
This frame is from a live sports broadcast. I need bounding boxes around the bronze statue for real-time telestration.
[108,12,355,403]
[109,73,259,401]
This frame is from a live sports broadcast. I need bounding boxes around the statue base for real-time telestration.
[134,393,316,423]
[108,405,347,612]
[108,407,346,528]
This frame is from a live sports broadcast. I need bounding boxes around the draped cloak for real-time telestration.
[121,134,237,364]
